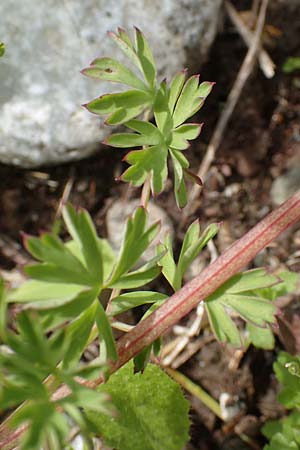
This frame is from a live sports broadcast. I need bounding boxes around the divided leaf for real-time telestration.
[205,269,279,346]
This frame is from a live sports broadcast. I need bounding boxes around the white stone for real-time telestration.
[0,0,222,167]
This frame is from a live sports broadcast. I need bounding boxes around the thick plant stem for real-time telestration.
[114,190,300,370]
[1,190,300,450]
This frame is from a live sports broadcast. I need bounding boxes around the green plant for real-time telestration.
[0,42,5,57]
[262,352,300,449]
[1,28,300,450]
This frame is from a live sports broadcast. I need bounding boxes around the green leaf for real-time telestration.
[157,236,178,290]
[205,269,278,346]
[108,291,168,316]
[176,222,219,289]
[168,70,187,113]
[170,151,187,208]
[283,57,300,74]
[62,301,97,370]
[87,361,190,450]
[0,278,7,339]
[154,81,173,139]
[0,42,5,57]
[246,322,275,350]
[95,301,117,363]
[109,207,160,284]
[122,144,169,194]
[82,57,147,91]
[135,27,156,87]
[62,204,104,284]
[172,75,203,127]
[262,410,300,450]
[109,28,142,70]
[85,90,152,125]
[170,123,203,150]
[106,120,163,147]
[110,265,161,289]
[8,281,86,306]
[274,352,300,409]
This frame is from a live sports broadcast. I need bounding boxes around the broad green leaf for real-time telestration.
[246,323,275,350]
[224,268,280,294]
[25,263,92,286]
[95,302,117,363]
[135,27,156,87]
[87,361,190,450]
[168,70,187,113]
[122,144,168,194]
[85,90,152,125]
[108,291,168,316]
[62,204,104,284]
[82,57,147,91]
[106,120,163,147]
[224,294,277,326]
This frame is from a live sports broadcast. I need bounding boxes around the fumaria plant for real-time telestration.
[0,29,300,450]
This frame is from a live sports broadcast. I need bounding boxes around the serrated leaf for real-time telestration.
[87,361,190,450]
[82,57,147,91]
[108,291,168,316]
[135,27,156,87]
[262,410,300,450]
[122,144,168,194]
[85,90,152,125]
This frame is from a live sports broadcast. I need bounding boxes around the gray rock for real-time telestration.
[0,0,222,167]
[271,166,300,205]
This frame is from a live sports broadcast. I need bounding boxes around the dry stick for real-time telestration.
[1,189,300,450]
[184,0,269,219]
[225,0,275,78]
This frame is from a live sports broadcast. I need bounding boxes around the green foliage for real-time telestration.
[205,269,279,346]
[283,57,300,73]
[0,312,113,450]
[262,353,300,449]
[0,42,5,57]
[87,361,190,450]
[83,28,212,207]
